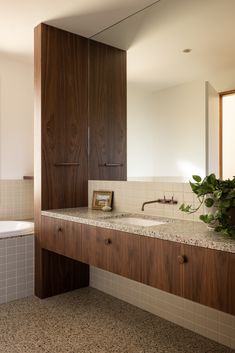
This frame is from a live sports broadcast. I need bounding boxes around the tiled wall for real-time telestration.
[90,267,235,350]
[0,180,34,220]
[88,180,205,221]
[0,235,34,304]
[88,180,234,349]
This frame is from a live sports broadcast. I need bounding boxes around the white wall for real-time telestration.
[127,83,156,179]
[206,82,220,177]
[0,53,33,179]
[127,81,206,179]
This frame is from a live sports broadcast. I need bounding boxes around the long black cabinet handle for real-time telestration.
[99,163,123,167]
[54,163,80,167]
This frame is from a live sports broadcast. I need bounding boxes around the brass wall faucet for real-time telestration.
[141,196,178,211]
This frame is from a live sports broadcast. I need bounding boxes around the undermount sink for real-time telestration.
[107,217,167,227]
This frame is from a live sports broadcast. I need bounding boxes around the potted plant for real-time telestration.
[180,174,235,237]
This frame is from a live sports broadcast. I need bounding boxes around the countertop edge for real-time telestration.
[41,210,235,254]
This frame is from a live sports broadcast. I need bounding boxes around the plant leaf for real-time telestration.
[205,198,214,208]
[192,175,202,183]
[200,214,209,223]
[213,190,222,199]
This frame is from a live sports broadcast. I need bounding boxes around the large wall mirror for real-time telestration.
[93,0,235,181]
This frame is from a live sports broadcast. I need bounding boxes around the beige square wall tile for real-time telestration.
[89,179,206,224]
[0,180,33,220]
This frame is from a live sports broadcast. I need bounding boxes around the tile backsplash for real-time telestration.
[88,180,205,221]
[0,180,34,220]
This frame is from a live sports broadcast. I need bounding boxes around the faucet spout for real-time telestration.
[141,200,160,211]
[141,196,178,211]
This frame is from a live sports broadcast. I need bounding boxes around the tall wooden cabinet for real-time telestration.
[39,24,89,210]
[34,23,127,298]
[89,40,127,180]
[34,24,90,298]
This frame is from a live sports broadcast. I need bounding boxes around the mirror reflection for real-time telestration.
[93,0,235,181]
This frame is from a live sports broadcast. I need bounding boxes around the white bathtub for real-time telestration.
[0,221,34,238]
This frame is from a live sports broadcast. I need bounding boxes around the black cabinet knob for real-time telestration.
[104,238,112,245]
[58,227,62,232]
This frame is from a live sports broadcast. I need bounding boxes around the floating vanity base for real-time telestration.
[39,209,235,315]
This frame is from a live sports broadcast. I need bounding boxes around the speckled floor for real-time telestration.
[0,288,233,353]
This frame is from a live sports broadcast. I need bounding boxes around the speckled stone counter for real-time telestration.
[41,208,235,253]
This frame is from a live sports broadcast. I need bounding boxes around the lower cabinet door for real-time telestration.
[107,229,141,282]
[81,225,110,269]
[141,236,183,297]
[182,244,235,315]
[41,216,83,260]
[81,225,141,282]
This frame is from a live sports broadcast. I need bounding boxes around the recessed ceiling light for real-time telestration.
[182,48,192,53]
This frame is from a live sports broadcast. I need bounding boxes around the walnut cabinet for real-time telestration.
[34,23,127,298]
[41,215,235,315]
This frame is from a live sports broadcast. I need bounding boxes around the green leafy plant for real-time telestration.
[180,174,235,237]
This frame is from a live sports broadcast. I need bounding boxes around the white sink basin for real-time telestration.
[108,217,166,227]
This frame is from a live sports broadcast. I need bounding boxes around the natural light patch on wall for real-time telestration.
[0,53,33,179]
[176,160,205,180]
[223,94,235,180]
[127,80,206,180]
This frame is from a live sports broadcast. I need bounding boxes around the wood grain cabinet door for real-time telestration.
[41,216,65,255]
[88,40,127,181]
[107,230,141,282]
[81,225,141,281]
[39,24,88,210]
[81,225,110,269]
[182,244,235,315]
[141,236,183,297]
[41,216,83,260]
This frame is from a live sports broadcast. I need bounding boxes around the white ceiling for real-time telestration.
[0,0,155,58]
[2,0,235,90]
[94,0,235,91]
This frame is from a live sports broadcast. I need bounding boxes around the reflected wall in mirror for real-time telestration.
[93,0,235,181]
[0,54,34,179]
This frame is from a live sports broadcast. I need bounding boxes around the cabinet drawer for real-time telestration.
[41,216,83,261]
[81,225,141,281]
[141,236,183,296]
[182,244,235,315]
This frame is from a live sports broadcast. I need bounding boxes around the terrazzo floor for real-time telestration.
[0,287,233,353]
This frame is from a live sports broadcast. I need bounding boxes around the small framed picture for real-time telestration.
[92,191,113,210]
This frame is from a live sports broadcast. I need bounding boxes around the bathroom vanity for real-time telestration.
[39,209,235,316]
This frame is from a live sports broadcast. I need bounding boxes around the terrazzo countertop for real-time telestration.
[41,208,235,254]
